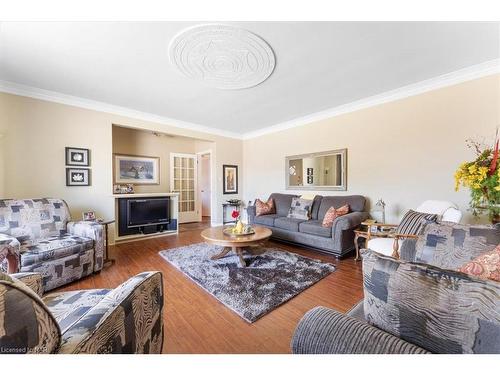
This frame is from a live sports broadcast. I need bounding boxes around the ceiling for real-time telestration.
[0,22,498,137]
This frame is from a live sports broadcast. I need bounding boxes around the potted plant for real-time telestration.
[455,132,500,223]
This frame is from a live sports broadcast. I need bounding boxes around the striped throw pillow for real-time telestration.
[397,210,437,235]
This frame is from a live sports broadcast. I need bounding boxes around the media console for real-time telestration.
[113,192,179,243]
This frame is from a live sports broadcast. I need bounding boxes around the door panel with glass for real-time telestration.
[170,153,198,223]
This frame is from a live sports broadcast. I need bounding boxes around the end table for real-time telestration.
[354,222,396,261]
[99,219,115,268]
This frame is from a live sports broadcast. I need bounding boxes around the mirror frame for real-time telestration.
[285,148,347,191]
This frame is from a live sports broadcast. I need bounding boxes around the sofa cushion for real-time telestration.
[401,221,500,270]
[287,197,313,220]
[322,204,350,228]
[310,195,323,220]
[299,220,331,238]
[43,289,111,333]
[254,214,280,227]
[274,217,306,232]
[366,237,395,257]
[317,195,365,220]
[269,193,298,217]
[458,244,500,282]
[255,198,275,216]
[20,234,94,267]
[362,249,500,354]
[0,198,71,240]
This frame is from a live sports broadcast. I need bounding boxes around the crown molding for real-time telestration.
[0,58,498,141]
[0,80,242,140]
[242,59,500,140]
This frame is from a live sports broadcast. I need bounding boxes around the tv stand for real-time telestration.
[113,192,179,244]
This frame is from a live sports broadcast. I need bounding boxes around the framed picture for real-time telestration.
[223,164,238,194]
[66,147,90,166]
[66,168,91,186]
[82,211,96,221]
[114,154,160,185]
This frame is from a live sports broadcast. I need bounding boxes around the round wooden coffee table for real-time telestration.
[201,226,272,267]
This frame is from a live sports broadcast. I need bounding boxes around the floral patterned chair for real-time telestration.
[0,270,164,354]
[0,198,104,291]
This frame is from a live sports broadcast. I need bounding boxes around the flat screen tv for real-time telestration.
[127,198,170,228]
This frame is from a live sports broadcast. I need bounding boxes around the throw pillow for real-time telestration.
[458,244,500,282]
[401,221,500,270]
[362,249,500,354]
[322,205,350,228]
[396,209,437,235]
[287,197,312,220]
[255,198,275,216]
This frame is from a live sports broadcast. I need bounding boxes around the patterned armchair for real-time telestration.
[0,198,105,291]
[0,270,164,354]
[292,221,500,354]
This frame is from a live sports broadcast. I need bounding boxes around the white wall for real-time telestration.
[243,74,500,224]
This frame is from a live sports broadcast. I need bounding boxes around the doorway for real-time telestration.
[170,152,198,223]
[197,151,212,223]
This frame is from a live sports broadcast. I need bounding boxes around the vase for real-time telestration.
[234,219,244,234]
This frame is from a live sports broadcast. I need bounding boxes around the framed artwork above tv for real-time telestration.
[114,154,160,185]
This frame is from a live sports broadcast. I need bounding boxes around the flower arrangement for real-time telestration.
[231,210,240,220]
[230,210,244,234]
[455,132,500,222]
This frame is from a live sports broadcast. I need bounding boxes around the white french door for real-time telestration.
[170,153,198,223]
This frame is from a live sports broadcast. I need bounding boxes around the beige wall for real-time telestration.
[243,74,500,224]
[112,125,205,194]
[1,73,498,242]
[0,93,243,242]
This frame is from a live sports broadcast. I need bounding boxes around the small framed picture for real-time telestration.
[82,211,96,221]
[66,168,91,186]
[223,164,238,194]
[66,147,90,166]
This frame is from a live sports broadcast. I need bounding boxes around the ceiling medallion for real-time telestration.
[169,24,276,90]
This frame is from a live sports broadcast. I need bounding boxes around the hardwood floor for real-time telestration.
[57,223,364,353]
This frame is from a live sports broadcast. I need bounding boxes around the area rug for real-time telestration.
[159,243,335,322]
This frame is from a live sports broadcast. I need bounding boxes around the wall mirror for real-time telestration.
[286,149,347,191]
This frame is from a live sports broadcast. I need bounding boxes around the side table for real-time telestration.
[99,219,115,268]
[354,224,395,261]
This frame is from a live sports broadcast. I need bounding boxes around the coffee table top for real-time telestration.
[201,226,272,247]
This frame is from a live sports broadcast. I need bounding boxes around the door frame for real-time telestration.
[169,152,198,223]
[196,149,214,223]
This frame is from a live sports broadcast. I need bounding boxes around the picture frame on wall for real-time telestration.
[223,164,238,194]
[66,168,91,186]
[66,147,90,166]
[114,154,160,185]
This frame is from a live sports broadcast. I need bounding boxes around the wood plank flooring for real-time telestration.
[57,222,364,353]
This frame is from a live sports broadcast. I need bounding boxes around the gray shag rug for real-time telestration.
[159,243,335,322]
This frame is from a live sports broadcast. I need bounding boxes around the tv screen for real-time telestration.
[127,198,170,227]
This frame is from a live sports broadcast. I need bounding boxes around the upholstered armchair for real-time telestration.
[292,221,500,354]
[366,200,462,257]
[0,270,164,354]
[0,198,105,291]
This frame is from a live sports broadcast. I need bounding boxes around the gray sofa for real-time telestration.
[247,193,369,257]
[292,221,500,354]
